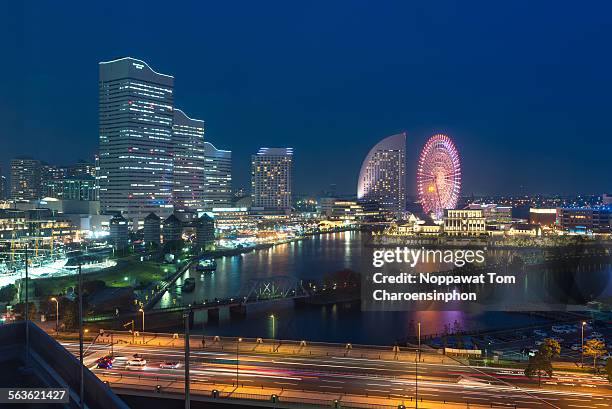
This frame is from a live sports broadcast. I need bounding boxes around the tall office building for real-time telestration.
[357,133,406,217]
[10,157,41,200]
[203,142,232,210]
[172,109,206,215]
[40,163,67,198]
[68,160,96,178]
[98,57,174,226]
[251,148,293,213]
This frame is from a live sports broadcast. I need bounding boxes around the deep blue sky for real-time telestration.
[1,1,611,196]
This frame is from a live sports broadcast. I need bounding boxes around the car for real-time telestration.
[127,354,147,366]
[534,330,547,337]
[96,355,115,369]
[160,361,181,369]
[591,331,603,338]
[570,344,582,351]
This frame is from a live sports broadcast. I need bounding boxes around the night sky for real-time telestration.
[1,1,611,196]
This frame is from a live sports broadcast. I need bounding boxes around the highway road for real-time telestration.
[60,340,612,409]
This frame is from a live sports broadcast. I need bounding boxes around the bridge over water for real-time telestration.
[85,276,314,329]
[155,276,311,324]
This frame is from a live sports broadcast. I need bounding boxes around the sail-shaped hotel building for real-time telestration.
[357,133,406,218]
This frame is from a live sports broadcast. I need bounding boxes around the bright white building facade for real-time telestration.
[172,109,206,215]
[251,148,293,213]
[357,133,406,218]
[98,57,175,225]
[203,142,232,211]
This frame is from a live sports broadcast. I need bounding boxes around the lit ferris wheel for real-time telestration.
[416,134,461,219]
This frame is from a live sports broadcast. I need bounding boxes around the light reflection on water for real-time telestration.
[154,231,610,345]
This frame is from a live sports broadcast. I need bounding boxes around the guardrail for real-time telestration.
[107,377,412,409]
[57,331,437,373]
[106,375,515,409]
[59,329,423,352]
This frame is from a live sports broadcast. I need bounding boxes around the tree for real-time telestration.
[584,339,606,371]
[605,359,612,383]
[541,338,561,358]
[0,284,18,303]
[524,338,560,386]
[60,300,78,330]
[13,302,37,319]
[525,352,553,387]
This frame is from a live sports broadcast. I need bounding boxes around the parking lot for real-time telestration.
[438,311,612,365]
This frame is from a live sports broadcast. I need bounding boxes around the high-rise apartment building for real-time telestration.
[10,158,41,200]
[203,142,232,210]
[357,133,406,217]
[98,57,174,225]
[172,109,205,215]
[251,148,293,213]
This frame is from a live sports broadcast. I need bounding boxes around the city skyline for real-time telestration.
[3,2,612,196]
[2,4,612,409]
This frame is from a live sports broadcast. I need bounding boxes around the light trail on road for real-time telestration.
[60,340,612,409]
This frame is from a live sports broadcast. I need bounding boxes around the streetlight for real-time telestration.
[184,308,191,409]
[51,297,59,333]
[581,321,586,367]
[236,337,242,387]
[123,320,135,343]
[416,321,421,409]
[139,308,145,332]
[270,314,276,351]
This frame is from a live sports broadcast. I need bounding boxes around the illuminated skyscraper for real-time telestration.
[172,109,205,215]
[98,57,174,226]
[203,142,232,210]
[40,163,67,198]
[357,133,406,217]
[251,148,293,213]
[10,157,41,200]
[68,160,97,178]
